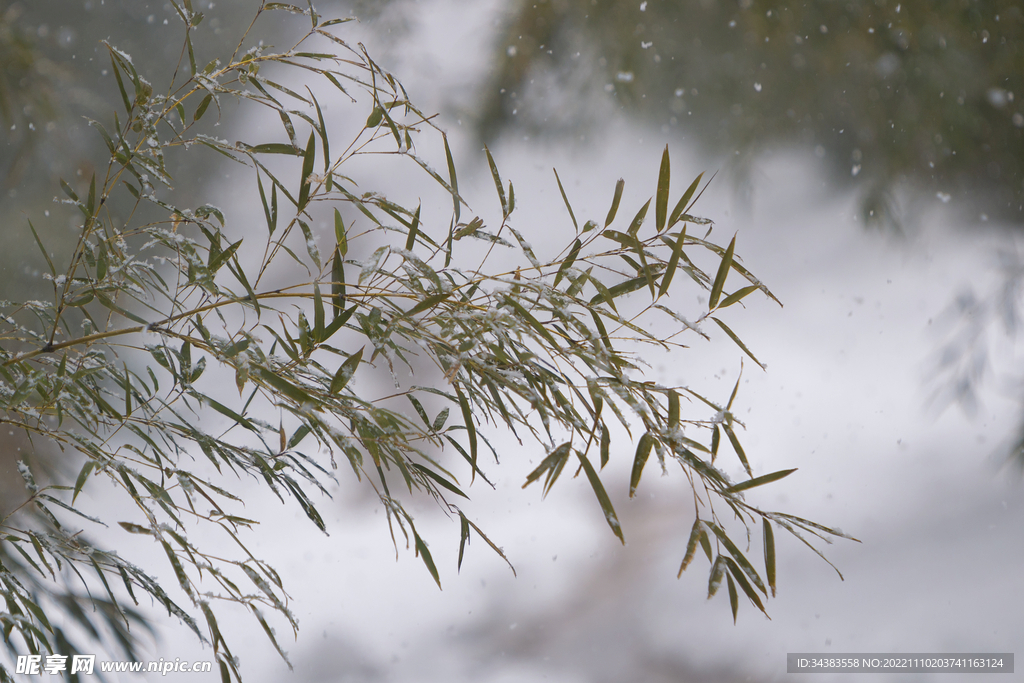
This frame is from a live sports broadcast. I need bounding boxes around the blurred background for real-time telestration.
[2,0,1023,681]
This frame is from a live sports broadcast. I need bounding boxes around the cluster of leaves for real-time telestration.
[0,1,853,681]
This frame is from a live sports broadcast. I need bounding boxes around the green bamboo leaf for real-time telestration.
[553,168,578,231]
[458,512,470,572]
[27,220,56,278]
[657,227,686,299]
[313,284,325,342]
[554,238,581,288]
[763,518,777,597]
[256,367,316,406]
[575,449,624,544]
[330,346,363,394]
[443,134,460,223]
[203,395,257,432]
[718,285,761,309]
[705,522,767,595]
[600,423,610,469]
[484,146,507,216]
[629,432,653,497]
[73,460,96,504]
[118,522,152,535]
[723,556,768,616]
[678,517,703,577]
[656,145,670,233]
[626,198,651,237]
[708,235,736,310]
[669,172,703,227]
[505,296,557,348]
[412,464,467,499]
[523,441,571,495]
[667,390,679,429]
[725,468,797,494]
[257,172,275,235]
[365,105,383,128]
[297,130,316,212]
[194,93,213,121]
[711,316,765,370]
[707,555,726,598]
[403,290,453,319]
[722,421,752,478]
[455,383,478,481]
[405,203,421,251]
[432,407,449,432]
[321,304,355,342]
[208,238,242,274]
[298,219,321,270]
[726,571,739,623]
[605,178,625,227]
[711,424,720,460]
[28,533,55,580]
[249,143,303,155]
[414,531,442,589]
[589,274,650,307]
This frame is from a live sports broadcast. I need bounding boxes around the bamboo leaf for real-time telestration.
[678,518,703,577]
[605,178,625,227]
[626,198,651,237]
[669,172,704,227]
[656,145,670,232]
[455,384,477,481]
[711,316,765,370]
[414,531,442,589]
[719,285,761,309]
[405,203,421,251]
[657,227,686,299]
[554,238,581,288]
[764,518,777,598]
[330,347,363,394]
[553,168,578,231]
[458,512,470,572]
[629,432,653,497]
[708,235,736,310]
[722,421,752,478]
[723,556,768,616]
[297,130,316,212]
[484,146,507,217]
[725,468,797,494]
[575,449,624,544]
[726,571,739,623]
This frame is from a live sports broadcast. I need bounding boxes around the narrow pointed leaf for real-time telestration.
[626,198,651,237]
[655,145,670,232]
[605,178,625,227]
[711,317,765,370]
[669,172,704,227]
[726,571,739,623]
[455,383,477,482]
[297,130,316,211]
[708,235,735,310]
[629,432,653,497]
[725,468,797,494]
[763,518,777,597]
[657,228,686,299]
[330,346,363,394]
[719,285,760,309]
[722,422,752,478]
[576,449,624,544]
[678,518,703,577]
[553,168,578,231]
[484,146,507,217]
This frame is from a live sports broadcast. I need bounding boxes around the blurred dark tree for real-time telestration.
[477,0,1024,224]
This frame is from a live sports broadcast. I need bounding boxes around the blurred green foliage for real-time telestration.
[480,0,1024,223]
